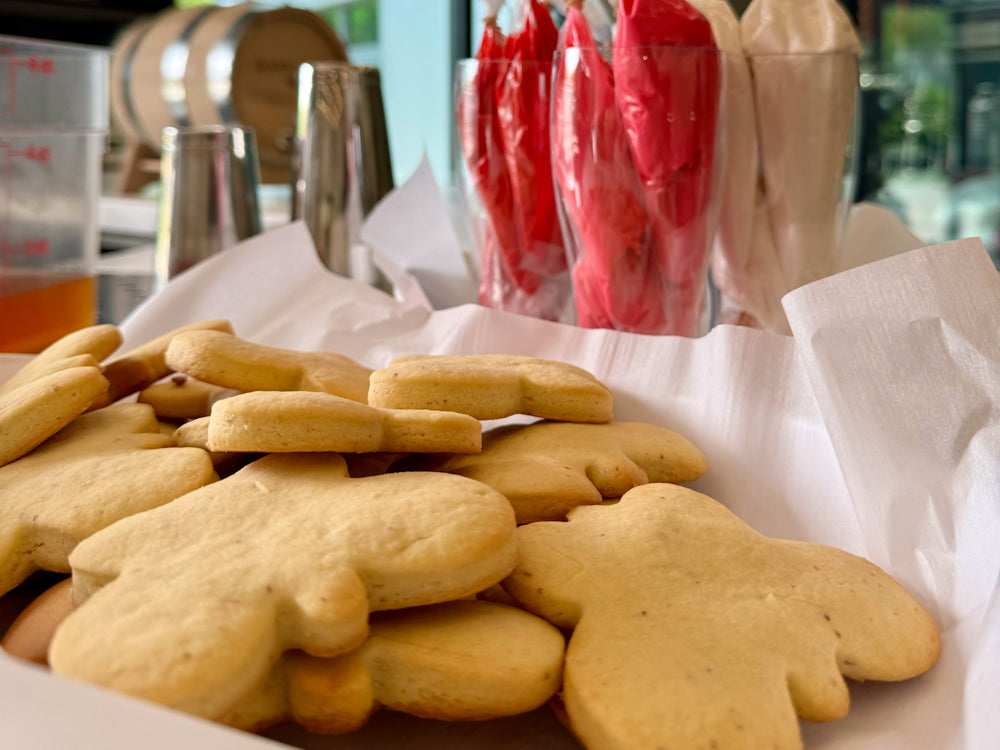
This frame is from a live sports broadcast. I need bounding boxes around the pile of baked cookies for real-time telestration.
[0,321,941,749]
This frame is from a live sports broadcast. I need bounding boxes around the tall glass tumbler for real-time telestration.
[551,44,726,337]
[454,57,572,323]
[744,51,861,295]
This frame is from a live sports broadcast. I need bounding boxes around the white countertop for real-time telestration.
[99,190,293,249]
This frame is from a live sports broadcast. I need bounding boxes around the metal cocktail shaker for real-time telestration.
[291,61,393,278]
[155,124,262,286]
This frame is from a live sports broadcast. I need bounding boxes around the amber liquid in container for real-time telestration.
[0,36,109,355]
[0,274,96,353]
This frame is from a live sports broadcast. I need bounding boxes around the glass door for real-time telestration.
[857,0,1000,266]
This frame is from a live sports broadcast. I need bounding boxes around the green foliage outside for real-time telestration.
[318,1,378,45]
[879,6,955,168]
[172,0,377,45]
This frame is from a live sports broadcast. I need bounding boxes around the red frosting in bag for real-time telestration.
[613,0,721,336]
[551,6,668,333]
[458,20,542,302]
[495,0,566,282]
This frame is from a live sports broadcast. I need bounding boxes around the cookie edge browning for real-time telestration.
[95,320,235,408]
[0,577,74,665]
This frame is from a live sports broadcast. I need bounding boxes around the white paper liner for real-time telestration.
[359,158,478,311]
[785,236,1000,749]
[0,226,997,748]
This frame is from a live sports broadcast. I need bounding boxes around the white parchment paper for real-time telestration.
[785,237,1000,750]
[0,224,997,749]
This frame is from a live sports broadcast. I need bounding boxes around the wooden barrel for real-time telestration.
[109,16,154,144]
[113,3,348,183]
[185,5,348,183]
[129,5,218,146]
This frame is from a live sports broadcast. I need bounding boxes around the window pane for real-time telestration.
[242,0,461,188]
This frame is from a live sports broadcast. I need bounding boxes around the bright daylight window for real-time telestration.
[212,0,471,189]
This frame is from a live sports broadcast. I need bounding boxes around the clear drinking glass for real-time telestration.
[454,57,572,323]
[550,44,727,337]
[744,50,861,293]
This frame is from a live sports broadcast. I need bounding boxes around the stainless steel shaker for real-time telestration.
[155,124,263,285]
[291,61,394,277]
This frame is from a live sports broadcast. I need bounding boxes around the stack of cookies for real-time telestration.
[0,322,941,749]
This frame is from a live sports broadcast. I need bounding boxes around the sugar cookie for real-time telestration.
[49,453,518,721]
[226,599,565,733]
[0,366,110,468]
[138,374,237,420]
[165,330,372,403]
[0,577,74,665]
[367,354,613,422]
[207,391,482,454]
[94,320,234,408]
[504,484,942,750]
[421,420,706,522]
[0,403,217,595]
[0,324,120,395]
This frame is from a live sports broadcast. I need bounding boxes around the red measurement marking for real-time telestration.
[9,56,55,75]
[0,143,52,162]
[25,238,50,256]
[24,145,51,162]
[3,50,56,118]
[0,238,51,258]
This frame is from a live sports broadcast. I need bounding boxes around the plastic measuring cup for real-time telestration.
[0,36,109,353]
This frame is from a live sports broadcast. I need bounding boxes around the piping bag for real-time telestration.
[741,0,862,294]
[456,3,533,305]
[493,0,569,319]
[613,0,722,337]
[551,1,668,333]
[691,0,789,333]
